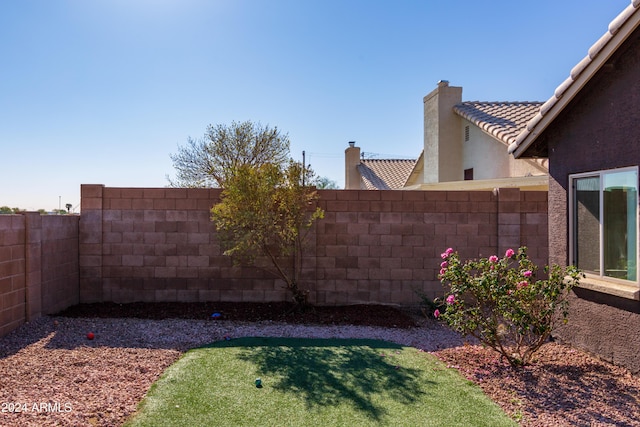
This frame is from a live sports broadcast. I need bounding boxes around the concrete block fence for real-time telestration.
[79,185,548,307]
[0,213,79,337]
[1,185,547,338]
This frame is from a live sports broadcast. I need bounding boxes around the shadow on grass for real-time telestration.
[209,337,429,421]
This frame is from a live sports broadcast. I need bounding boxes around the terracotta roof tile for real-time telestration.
[454,102,542,146]
[357,159,417,190]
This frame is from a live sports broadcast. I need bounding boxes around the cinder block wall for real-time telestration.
[41,215,79,314]
[313,188,548,305]
[0,213,79,337]
[0,215,26,337]
[79,185,548,306]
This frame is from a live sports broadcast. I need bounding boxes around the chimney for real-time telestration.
[423,80,463,183]
[345,141,361,189]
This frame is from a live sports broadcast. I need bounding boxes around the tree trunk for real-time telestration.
[289,281,309,308]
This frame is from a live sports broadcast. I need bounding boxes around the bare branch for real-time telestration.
[168,121,290,188]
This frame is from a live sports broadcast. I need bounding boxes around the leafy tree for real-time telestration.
[168,120,290,188]
[314,176,339,189]
[0,206,21,214]
[211,160,324,306]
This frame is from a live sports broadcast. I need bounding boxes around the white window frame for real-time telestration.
[569,166,639,289]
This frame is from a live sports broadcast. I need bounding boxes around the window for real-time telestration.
[464,168,473,180]
[570,168,638,283]
[464,126,470,142]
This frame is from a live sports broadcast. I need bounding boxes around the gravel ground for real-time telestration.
[0,304,638,426]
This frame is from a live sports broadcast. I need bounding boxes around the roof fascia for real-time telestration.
[510,4,640,158]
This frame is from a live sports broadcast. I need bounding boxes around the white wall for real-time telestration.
[462,119,547,179]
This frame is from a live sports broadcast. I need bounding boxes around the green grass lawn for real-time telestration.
[124,337,516,427]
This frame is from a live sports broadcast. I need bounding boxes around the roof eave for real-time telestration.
[510,3,640,158]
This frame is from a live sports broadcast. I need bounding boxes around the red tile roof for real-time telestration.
[357,159,417,190]
[454,102,542,146]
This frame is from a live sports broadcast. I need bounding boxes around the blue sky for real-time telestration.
[0,0,631,211]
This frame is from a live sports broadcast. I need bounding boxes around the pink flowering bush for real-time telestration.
[437,247,582,367]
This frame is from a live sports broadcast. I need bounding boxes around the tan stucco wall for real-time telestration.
[462,119,548,180]
[423,81,463,183]
[344,145,362,190]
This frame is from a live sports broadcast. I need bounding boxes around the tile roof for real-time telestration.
[509,0,640,156]
[357,159,417,190]
[454,102,542,146]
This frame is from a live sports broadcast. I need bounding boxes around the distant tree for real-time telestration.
[211,160,324,307]
[314,176,339,189]
[0,206,21,214]
[168,120,290,188]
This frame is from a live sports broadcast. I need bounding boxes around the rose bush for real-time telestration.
[436,247,582,367]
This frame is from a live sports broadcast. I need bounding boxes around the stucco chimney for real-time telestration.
[423,80,463,183]
[345,141,361,189]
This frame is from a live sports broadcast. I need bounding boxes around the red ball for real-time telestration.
[86,332,95,340]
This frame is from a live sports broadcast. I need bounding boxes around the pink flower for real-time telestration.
[439,268,446,276]
[505,248,515,258]
[523,270,532,277]
[433,309,440,318]
[446,294,455,305]
[517,280,528,289]
[489,255,498,263]
[441,248,454,259]
[440,261,448,268]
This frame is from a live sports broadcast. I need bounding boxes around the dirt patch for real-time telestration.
[56,301,419,329]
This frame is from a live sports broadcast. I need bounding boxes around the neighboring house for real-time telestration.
[414,81,548,190]
[509,1,640,373]
[344,142,417,189]
[344,82,549,190]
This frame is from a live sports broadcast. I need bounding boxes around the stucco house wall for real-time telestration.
[538,30,640,373]
[461,119,547,180]
[423,81,464,184]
